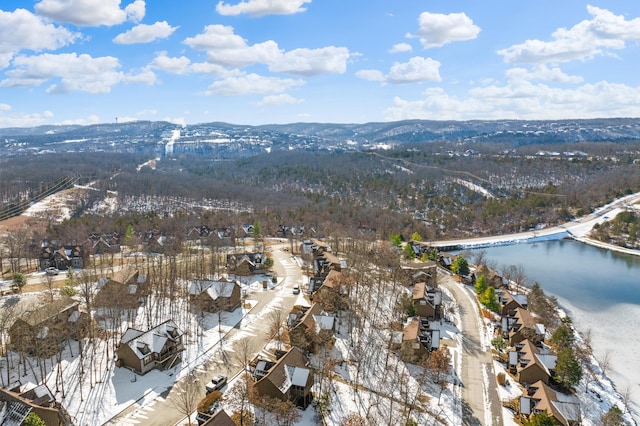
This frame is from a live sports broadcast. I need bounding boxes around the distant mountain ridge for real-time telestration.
[2,118,639,157]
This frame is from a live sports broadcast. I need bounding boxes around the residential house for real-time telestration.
[313,252,346,278]
[509,339,557,386]
[189,279,241,313]
[39,242,84,271]
[502,307,545,346]
[474,265,506,288]
[412,282,442,320]
[300,239,330,257]
[287,303,335,353]
[86,233,121,255]
[9,297,88,358]
[519,380,581,426]
[251,347,314,408]
[400,262,437,286]
[186,225,214,242]
[499,289,528,316]
[201,409,235,426]
[312,270,346,311]
[117,320,184,375]
[400,317,440,363]
[94,266,148,309]
[226,253,264,276]
[0,383,73,426]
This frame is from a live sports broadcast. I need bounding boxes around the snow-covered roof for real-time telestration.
[68,310,81,323]
[120,320,183,359]
[189,280,237,300]
[313,315,335,331]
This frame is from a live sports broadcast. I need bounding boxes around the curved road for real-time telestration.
[440,272,503,426]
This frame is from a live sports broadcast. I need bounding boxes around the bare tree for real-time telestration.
[170,374,202,426]
[267,306,285,349]
[600,349,613,376]
[223,372,254,426]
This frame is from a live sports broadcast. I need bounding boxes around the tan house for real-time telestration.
[474,265,506,289]
[252,347,314,408]
[9,297,88,358]
[188,279,241,312]
[117,320,184,375]
[400,261,438,286]
[499,289,528,316]
[400,317,440,363]
[287,303,335,353]
[201,409,235,426]
[0,383,72,426]
[313,252,345,278]
[412,282,442,320]
[226,253,264,276]
[94,266,148,309]
[520,380,581,426]
[509,339,557,386]
[502,307,545,346]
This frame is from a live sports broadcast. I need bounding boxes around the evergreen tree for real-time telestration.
[601,406,625,426]
[554,347,582,389]
[403,243,416,259]
[474,274,488,295]
[451,255,469,276]
[411,232,422,242]
[550,323,574,350]
[480,286,499,312]
[12,272,26,293]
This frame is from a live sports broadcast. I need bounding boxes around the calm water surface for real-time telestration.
[463,239,640,311]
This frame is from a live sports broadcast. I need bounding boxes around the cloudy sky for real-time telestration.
[2,0,640,127]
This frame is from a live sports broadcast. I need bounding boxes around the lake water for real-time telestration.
[459,240,640,417]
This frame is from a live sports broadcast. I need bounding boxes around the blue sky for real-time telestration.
[2,1,640,127]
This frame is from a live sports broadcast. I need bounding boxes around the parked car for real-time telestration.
[292,284,300,294]
[45,267,59,276]
[205,374,227,393]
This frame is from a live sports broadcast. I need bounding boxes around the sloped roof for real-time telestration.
[20,297,78,327]
[189,280,238,300]
[109,266,138,285]
[402,317,420,341]
[322,270,342,289]
[255,347,310,395]
[120,320,183,359]
[528,380,580,425]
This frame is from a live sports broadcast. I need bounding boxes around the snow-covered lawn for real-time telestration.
[0,274,276,425]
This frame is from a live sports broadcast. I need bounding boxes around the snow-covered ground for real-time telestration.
[0,273,281,425]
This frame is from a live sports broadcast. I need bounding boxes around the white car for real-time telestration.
[292,284,300,294]
[205,374,227,393]
[45,267,59,276]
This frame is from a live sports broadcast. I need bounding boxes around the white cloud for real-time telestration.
[149,52,191,74]
[0,103,10,111]
[0,109,54,128]
[0,53,156,93]
[35,0,146,26]
[498,6,640,64]
[183,25,280,68]
[269,46,350,76]
[357,57,441,85]
[184,25,350,76]
[411,11,480,49]
[0,9,78,69]
[506,65,583,84]
[384,80,640,121]
[163,116,187,126]
[257,94,303,105]
[389,43,412,54]
[216,0,311,17]
[205,73,304,96]
[113,21,178,44]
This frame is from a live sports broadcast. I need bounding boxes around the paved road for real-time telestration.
[106,246,304,426]
[440,273,503,426]
[431,192,640,249]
